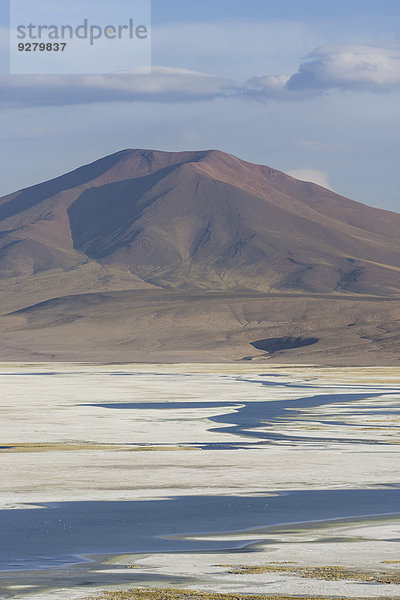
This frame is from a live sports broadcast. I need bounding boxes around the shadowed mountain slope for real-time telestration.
[0,148,399,363]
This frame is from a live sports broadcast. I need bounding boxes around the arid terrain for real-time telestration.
[0,149,399,363]
[1,363,399,600]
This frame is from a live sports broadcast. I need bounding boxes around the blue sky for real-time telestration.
[152,0,400,22]
[0,0,399,211]
[3,0,400,24]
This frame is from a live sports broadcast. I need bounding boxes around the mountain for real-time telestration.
[0,148,399,364]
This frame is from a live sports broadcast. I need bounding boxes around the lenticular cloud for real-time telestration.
[287,45,400,92]
[0,45,399,107]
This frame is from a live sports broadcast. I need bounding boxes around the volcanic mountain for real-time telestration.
[0,148,399,363]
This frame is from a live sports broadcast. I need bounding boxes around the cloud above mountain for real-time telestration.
[249,45,400,98]
[0,67,236,107]
[286,168,334,190]
[1,44,400,107]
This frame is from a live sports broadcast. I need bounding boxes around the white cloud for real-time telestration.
[0,67,236,107]
[243,45,400,100]
[287,45,400,92]
[1,43,399,108]
[287,169,334,190]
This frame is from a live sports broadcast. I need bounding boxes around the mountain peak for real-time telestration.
[0,148,399,298]
[1,148,400,363]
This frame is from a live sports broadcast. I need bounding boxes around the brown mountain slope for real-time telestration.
[1,289,400,364]
[0,148,399,363]
[1,148,400,297]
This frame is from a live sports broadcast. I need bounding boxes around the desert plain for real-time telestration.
[0,363,399,600]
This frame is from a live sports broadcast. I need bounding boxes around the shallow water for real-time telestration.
[1,366,400,598]
[1,489,400,571]
[83,390,399,446]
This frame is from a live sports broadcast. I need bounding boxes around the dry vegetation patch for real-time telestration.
[227,564,400,584]
[87,587,398,600]
[0,443,198,453]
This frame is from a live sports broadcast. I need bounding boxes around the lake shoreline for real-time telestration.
[1,365,399,599]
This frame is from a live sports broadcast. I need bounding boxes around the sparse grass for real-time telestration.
[227,564,400,584]
[86,587,398,600]
[126,446,199,452]
[0,443,199,453]
[0,443,112,453]
[262,561,297,565]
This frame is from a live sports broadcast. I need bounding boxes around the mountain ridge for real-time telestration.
[1,147,400,293]
[0,148,399,363]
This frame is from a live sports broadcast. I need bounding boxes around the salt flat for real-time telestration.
[0,364,399,600]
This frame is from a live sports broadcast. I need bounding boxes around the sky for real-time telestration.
[0,0,399,211]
